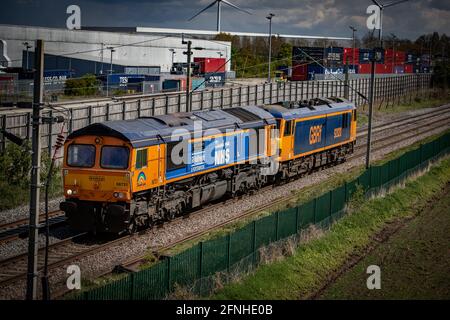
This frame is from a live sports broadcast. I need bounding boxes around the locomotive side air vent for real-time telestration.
[223,107,261,123]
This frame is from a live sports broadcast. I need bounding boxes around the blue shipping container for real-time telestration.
[192,77,205,91]
[359,49,371,63]
[307,64,324,80]
[44,69,73,84]
[292,47,325,63]
[204,72,225,87]
[325,66,358,74]
[163,79,183,91]
[405,53,416,64]
[325,47,344,62]
[359,48,385,64]
[107,74,160,86]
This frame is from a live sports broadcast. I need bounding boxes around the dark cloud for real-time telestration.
[0,0,449,40]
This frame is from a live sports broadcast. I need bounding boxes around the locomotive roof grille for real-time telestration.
[223,107,262,123]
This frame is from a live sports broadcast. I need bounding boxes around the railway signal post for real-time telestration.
[365,55,376,169]
[182,35,203,113]
[182,37,192,112]
[365,48,383,169]
[26,39,44,300]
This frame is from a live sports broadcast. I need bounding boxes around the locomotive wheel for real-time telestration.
[176,203,184,217]
[128,217,138,234]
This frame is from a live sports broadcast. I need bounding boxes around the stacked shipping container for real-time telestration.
[193,57,226,87]
[290,46,431,80]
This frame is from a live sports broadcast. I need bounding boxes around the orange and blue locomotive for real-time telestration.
[60,97,356,234]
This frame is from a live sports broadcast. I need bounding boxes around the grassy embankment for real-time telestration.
[212,156,450,300]
[319,183,450,299]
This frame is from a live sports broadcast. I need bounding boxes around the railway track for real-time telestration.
[1,106,449,291]
[350,113,450,160]
[0,210,66,244]
[0,232,136,287]
[356,104,450,138]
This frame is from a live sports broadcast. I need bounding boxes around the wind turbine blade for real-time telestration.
[384,0,409,8]
[221,0,252,15]
[371,0,382,7]
[188,0,218,21]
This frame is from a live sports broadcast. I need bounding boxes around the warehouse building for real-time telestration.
[0,24,232,76]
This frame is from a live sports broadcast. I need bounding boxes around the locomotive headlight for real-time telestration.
[113,192,124,199]
[67,189,73,195]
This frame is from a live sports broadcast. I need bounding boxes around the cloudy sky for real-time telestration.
[1,0,449,40]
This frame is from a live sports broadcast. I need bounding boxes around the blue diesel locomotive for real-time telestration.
[60,97,356,233]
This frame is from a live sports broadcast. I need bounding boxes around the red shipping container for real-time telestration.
[343,48,359,65]
[395,51,406,62]
[358,63,371,74]
[194,57,226,74]
[375,63,390,74]
[384,64,393,73]
[291,63,307,81]
[384,49,394,58]
[404,64,413,73]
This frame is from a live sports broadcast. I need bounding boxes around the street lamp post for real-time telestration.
[23,42,32,70]
[365,0,409,169]
[109,47,115,74]
[266,13,275,83]
[100,43,104,75]
[106,47,115,97]
[169,49,176,67]
[391,33,397,73]
[349,26,357,65]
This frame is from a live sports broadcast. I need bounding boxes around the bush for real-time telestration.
[64,74,100,96]
[0,142,62,210]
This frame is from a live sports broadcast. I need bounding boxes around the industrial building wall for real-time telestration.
[0,24,232,73]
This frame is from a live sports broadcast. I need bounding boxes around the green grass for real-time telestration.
[320,182,450,299]
[357,113,369,126]
[211,156,450,300]
[0,143,62,211]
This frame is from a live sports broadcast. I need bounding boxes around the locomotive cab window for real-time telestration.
[101,146,130,169]
[284,120,293,136]
[353,109,357,121]
[342,113,349,129]
[135,148,148,169]
[67,144,96,168]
